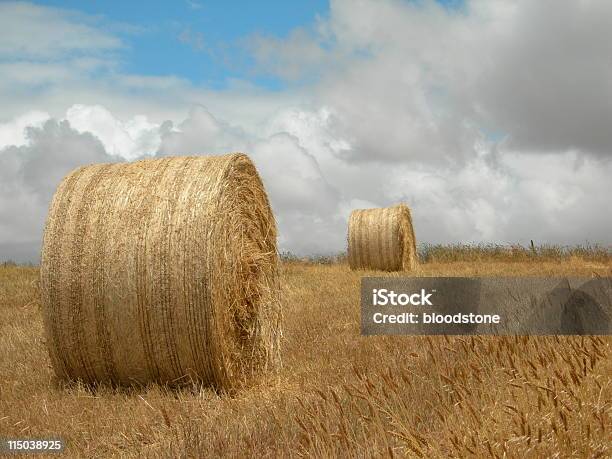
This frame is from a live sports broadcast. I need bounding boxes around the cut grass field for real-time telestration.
[1,250,611,457]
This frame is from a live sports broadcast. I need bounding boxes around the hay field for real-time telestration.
[1,250,611,457]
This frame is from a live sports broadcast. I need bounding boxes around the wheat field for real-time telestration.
[1,250,610,457]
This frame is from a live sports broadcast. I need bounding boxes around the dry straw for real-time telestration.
[347,204,417,271]
[40,153,281,390]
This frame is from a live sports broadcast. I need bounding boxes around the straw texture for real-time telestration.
[40,153,280,390]
[347,204,417,271]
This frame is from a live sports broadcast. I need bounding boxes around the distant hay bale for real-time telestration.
[347,204,417,271]
[40,153,280,390]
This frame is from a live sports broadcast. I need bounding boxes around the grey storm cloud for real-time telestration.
[456,1,612,158]
[253,0,612,161]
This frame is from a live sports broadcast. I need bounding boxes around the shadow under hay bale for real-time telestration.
[347,203,418,272]
[40,153,281,391]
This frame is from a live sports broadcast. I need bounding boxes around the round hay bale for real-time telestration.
[40,153,280,390]
[347,204,417,271]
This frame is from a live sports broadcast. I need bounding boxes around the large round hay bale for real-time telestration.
[40,153,280,390]
[347,204,417,271]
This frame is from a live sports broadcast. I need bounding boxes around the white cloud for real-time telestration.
[0,1,121,59]
[65,105,161,160]
[0,119,118,262]
[0,110,50,148]
[154,106,347,254]
[157,105,250,156]
[253,0,612,160]
[1,0,612,262]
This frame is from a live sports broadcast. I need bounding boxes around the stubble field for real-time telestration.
[1,249,611,457]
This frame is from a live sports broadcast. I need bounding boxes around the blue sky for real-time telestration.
[34,0,463,90]
[36,0,331,89]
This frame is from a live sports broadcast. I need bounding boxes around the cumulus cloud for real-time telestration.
[0,119,118,262]
[248,0,612,245]
[385,148,612,245]
[65,105,161,160]
[252,0,612,162]
[1,100,611,263]
[0,105,351,261]
[157,105,249,156]
[155,105,346,254]
[1,0,612,262]
[0,110,50,148]
[251,133,344,254]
